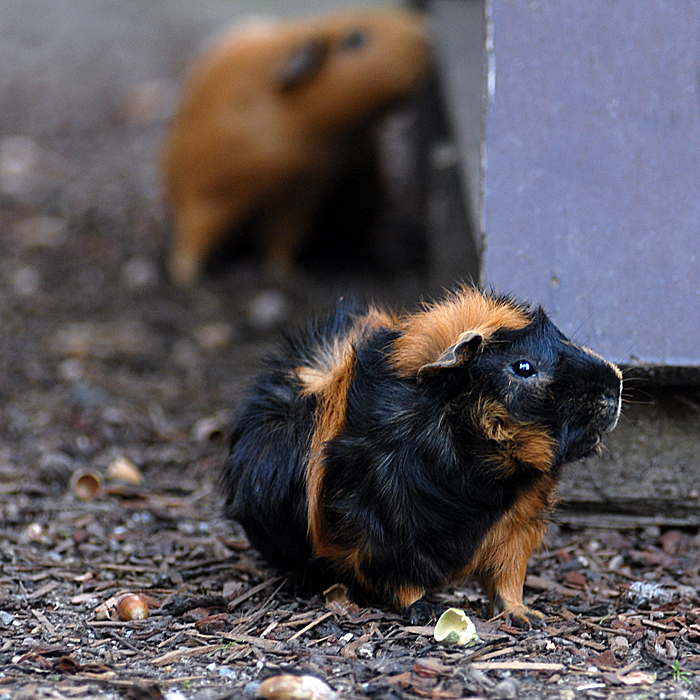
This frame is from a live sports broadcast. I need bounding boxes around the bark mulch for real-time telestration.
[2,466,700,700]
[1,182,699,699]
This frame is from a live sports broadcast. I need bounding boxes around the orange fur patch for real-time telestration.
[475,400,555,476]
[297,307,395,397]
[393,583,426,609]
[391,287,530,378]
[298,307,394,565]
[458,476,556,613]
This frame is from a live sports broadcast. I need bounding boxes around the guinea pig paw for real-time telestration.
[504,604,545,630]
[404,599,439,626]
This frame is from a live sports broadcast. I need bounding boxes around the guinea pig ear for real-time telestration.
[275,39,330,91]
[417,331,483,381]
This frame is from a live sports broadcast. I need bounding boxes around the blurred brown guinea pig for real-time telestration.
[162,7,433,286]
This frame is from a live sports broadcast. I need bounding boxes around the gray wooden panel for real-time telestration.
[426,0,485,237]
[481,1,700,367]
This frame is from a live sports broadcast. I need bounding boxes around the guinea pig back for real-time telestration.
[163,8,432,285]
[222,287,622,626]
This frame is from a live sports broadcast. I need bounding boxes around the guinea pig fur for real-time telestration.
[222,287,623,626]
[163,7,432,286]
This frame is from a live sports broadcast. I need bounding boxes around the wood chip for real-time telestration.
[564,634,606,651]
[618,671,657,686]
[227,576,284,610]
[219,632,286,651]
[30,609,56,636]
[470,661,565,672]
[640,618,676,632]
[152,643,224,666]
[27,580,61,600]
[402,625,435,637]
[288,611,334,641]
[475,646,521,661]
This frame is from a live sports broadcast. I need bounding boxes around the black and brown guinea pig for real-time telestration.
[163,7,432,286]
[222,287,622,626]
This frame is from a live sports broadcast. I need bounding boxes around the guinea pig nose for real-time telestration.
[602,394,621,430]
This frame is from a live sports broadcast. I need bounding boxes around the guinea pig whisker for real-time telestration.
[222,287,622,620]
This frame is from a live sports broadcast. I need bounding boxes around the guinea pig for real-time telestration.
[162,7,432,286]
[221,287,622,626]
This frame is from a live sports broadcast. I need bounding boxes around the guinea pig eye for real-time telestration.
[512,360,537,378]
[341,30,369,51]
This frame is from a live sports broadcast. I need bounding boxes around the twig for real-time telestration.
[228,576,284,611]
[153,643,224,666]
[641,618,677,632]
[30,608,56,636]
[470,661,565,672]
[288,611,335,641]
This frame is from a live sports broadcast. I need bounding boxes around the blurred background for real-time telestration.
[1,0,699,525]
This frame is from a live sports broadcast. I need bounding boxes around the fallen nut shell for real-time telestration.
[93,603,111,621]
[25,522,44,542]
[107,455,143,485]
[258,674,337,700]
[70,470,103,501]
[323,583,350,604]
[192,416,226,443]
[116,593,149,621]
[434,607,479,646]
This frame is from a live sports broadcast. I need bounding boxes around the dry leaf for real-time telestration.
[618,671,657,686]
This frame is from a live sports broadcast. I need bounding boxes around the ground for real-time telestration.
[1,210,700,699]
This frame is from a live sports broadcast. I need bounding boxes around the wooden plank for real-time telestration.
[481,0,700,367]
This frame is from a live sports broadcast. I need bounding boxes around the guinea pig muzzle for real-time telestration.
[588,386,622,449]
[603,390,622,432]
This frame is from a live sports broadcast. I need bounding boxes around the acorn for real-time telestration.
[70,469,103,501]
[258,674,337,700]
[116,593,149,621]
[107,455,143,485]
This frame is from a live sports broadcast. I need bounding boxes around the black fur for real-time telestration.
[222,292,621,605]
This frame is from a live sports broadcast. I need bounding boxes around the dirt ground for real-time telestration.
[2,2,700,698]
[2,163,700,700]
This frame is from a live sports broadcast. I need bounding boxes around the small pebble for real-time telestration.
[0,135,39,194]
[124,79,178,123]
[58,359,84,381]
[193,322,233,350]
[120,256,160,290]
[243,681,262,698]
[0,611,14,626]
[10,266,40,296]
[356,643,373,659]
[627,580,675,606]
[248,289,288,330]
[611,635,629,656]
[13,215,67,248]
[25,523,43,542]
[38,452,75,486]
[493,678,519,699]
